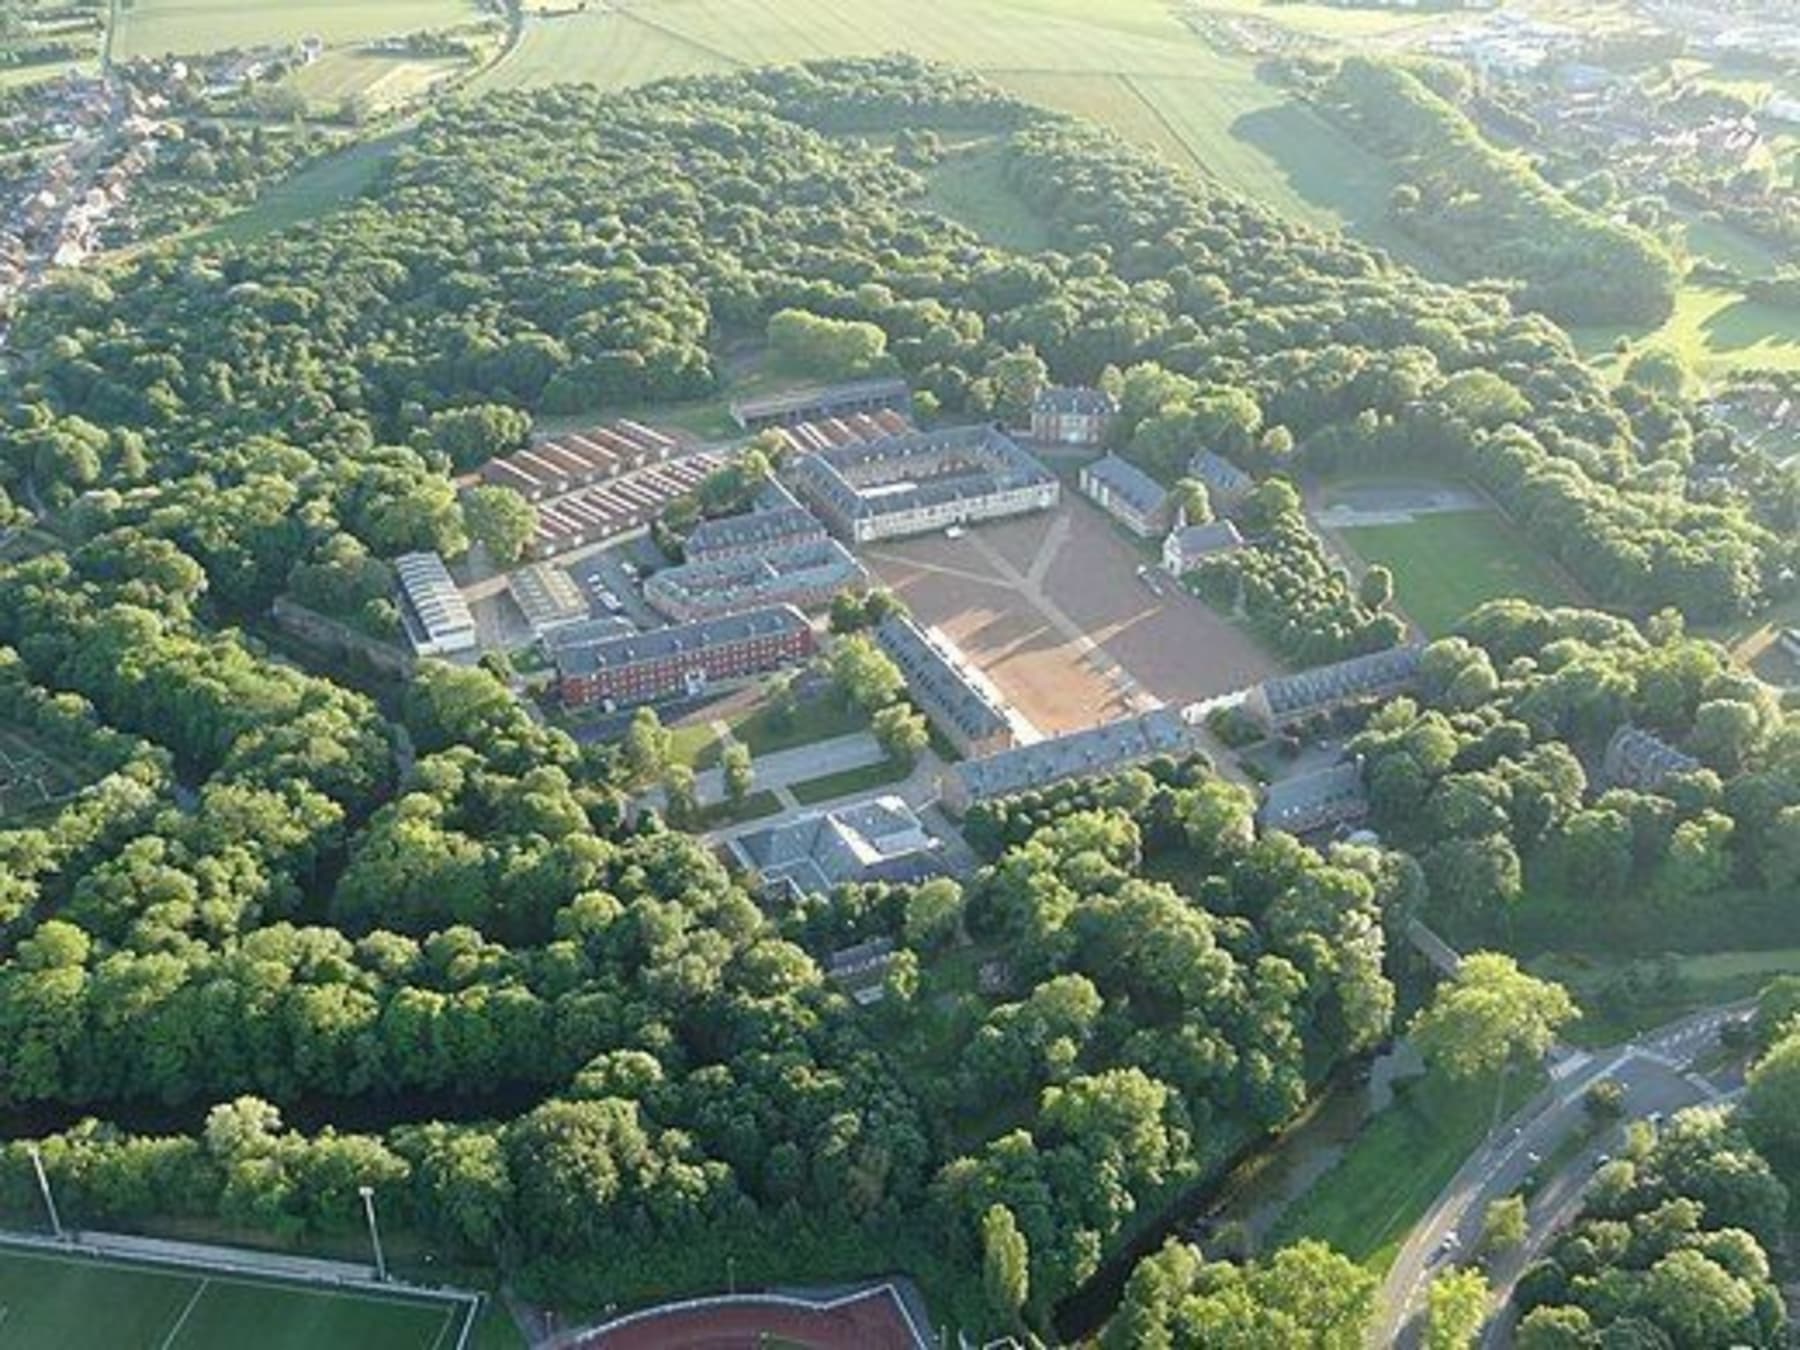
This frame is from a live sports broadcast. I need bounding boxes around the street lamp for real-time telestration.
[26,1144,63,1242]
[358,1185,387,1283]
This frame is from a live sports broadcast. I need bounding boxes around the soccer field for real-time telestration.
[0,1247,464,1350]
[1339,508,1579,636]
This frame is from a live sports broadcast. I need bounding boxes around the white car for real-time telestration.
[945,525,965,539]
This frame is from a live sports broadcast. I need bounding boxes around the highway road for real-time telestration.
[1373,1002,1754,1348]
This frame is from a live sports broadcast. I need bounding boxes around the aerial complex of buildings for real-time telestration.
[1244,644,1425,730]
[765,408,915,456]
[793,424,1060,544]
[942,707,1196,812]
[479,420,677,500]
[729,794,945,902]
[645,538,867,623]
[729,377,913,431]
[395,552,479,658]
[1030,384,1116,446]
[874,615,1018,759]
[1079,453,1172,539]
[554,604,815,709]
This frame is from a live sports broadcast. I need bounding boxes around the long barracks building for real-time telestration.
[792,424,1059,544]
[554,604,815,709]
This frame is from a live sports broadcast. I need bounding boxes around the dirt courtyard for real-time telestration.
[863,495,1282,736]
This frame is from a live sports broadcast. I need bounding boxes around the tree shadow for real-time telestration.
[1229,100,1454,278]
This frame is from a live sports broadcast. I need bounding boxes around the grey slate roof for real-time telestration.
[1603,725,1700,791]
[793,424,1055,526]
[647,538,866,616]
[1034,385,1117,416]
[683,504,827,562]
[1167,519,1244,560]
[875,615,1011,745]
[1188,450,1254,500]
[1260,644,1423,721]
[553,604,808,678]
[1259,759,1367,834]
[734,795,942,898]
[1083,453,1169,518]
[951,708,1193,804]
[730,377,911,426]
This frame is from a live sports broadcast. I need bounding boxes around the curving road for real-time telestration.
[1373,1002,1753,1348]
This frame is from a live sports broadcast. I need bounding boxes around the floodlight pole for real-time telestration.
[26,1144,63,1241]
[358,1185,388,1283]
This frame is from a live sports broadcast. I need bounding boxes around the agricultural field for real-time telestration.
[0,1247,484,1350]
[1336,507,1579,636]
[110,0,482,60]
[473,0,1428,259]
[279,49,466,115]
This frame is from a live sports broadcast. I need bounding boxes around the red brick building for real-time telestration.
[554,604,815,709]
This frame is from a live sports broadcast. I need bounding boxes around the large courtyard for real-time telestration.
[864,494,1282,736]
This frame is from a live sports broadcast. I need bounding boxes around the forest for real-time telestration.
[0,54,1798,1340]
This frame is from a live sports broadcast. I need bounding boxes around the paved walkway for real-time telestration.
[704,750,945,844]
[643,731,887,810]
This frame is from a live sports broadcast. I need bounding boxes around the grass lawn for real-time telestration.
[280,50,465,115]
[790,754,910,805]
[1573,282,1800,382]
[0,1246,482,1350]
[1526,948,1800,1047]
[201,132,404,244]
[111,0,482,59]
[1339,508,1579,635]
[670,695,870,770]
[694,788,783,829]
[921,139,1051,253]
[1269,1067,1539,1273]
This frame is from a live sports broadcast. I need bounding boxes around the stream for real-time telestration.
[1053,1040,1422,1342]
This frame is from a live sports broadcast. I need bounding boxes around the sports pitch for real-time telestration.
[1338,507,1579,636]
[0,1247,466,1350]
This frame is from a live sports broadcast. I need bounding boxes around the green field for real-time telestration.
[1269,1068,1538,1273]
[203,131,405,244]
[1527,948,1800,1047]
[1575,283,1800,381]
[110,0,482,60]
[0,1247,470,1350]
[281,50,465,114]
[471,0,1424,259]
[790,753,911,805]
[1339,508,1580,636]
[922,140,1052,252]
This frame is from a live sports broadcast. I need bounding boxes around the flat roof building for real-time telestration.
[942,707,1194,812]
[793,424,1059,545]
[394,552,477,658]
[508,562,589,638]
[875,615,1016,758]
[1079,453,1170,538]
[730,377,912,431]
[555,604,814,709]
